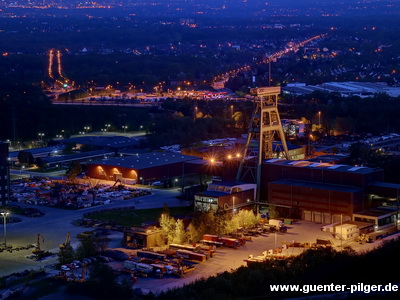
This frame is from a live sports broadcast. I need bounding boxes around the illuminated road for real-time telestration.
[212,34,327,84]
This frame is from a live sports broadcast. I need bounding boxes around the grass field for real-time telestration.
[86,206,193,227]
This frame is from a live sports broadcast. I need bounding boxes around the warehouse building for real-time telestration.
[283,81,400,98]
[86,152,219,186]
[261,159,385,223]
[59,135,143,152]
[35,149,113,169]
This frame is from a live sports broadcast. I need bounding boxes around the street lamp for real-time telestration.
[38,132,45,141]
[1,212,9,248]
[122,125,128,133]
[318,111,321,126]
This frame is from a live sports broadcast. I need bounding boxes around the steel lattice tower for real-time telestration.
[236,87,290,201]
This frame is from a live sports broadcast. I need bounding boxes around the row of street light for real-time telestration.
[38,124,142,140]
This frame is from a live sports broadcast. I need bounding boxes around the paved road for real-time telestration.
[0,188,187,277]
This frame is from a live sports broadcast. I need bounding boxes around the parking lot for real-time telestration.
[10,176,151,209]
[0,187,183,277]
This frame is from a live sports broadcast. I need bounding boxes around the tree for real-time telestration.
[237,210,259,229]
[268,205,280,219]
[86,178,102,205]
[65,161,82,185]
[63,142,76,155]
[17,151,34,167]
[214,207,229,236]
[75,237,98,260]
[331,146,339,154]
[159,213,176,245]
[186,223,200,244]
[84,263,132,300]
[232,111,244,128]
[58,244,74,266]
[173,219,186,244]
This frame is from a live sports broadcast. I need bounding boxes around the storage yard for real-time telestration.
[99,220,392,295]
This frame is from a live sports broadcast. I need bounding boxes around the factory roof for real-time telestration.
[60,135,143,149]
[87,152,200,170]
[118,149,157,155]
[10,145,65,158]
[307,154,349,164]
[368,182,400,190]
[264,159,380,175]
[209,181,249,187]
[353,206,397,218]
[197,190,229,198]
[37,150,113,165]
[283,81,400,97]
[270,179,363,193]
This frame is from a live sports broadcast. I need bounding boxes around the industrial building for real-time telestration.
[353,206,398,228]
[281,119,306,137]
[283,81,400,98]
[194,181,256,212]
[86,151,219,186]
[259,159,400,224]
[10,145,64,166]
[35,149,113,169]
[59,135,143,152]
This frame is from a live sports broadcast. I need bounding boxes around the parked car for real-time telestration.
[72,260,82,267]
[61,265,71,271]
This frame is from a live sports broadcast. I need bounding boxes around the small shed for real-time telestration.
[123,227,163,249]
[334,223,359,240]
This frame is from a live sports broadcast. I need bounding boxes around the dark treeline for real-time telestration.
[0,17,315,53]
[281,92,400,135]
[0,84,251,147]
[151,238,400,300]
[3,84,400,148]
[0,51,251,90]
[0,81,150,141]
